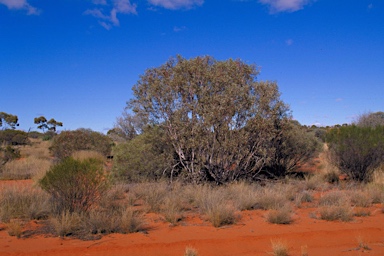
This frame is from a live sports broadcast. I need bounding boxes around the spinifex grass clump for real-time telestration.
[0,185,50,222]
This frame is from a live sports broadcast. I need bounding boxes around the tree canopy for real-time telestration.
[34,116,63,132]
[0,112,19,129]
[127,55,296,183]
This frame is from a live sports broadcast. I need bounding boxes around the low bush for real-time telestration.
[0,130,29,146]
[265,121,321,177]
[50,129,113,160]
[39,157,110,213]
[326,125,384,182]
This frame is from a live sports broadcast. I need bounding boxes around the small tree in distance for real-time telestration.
[34,116,63,132]
[0,112,19,130]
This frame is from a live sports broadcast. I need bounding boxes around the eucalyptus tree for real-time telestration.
[34,116,63,132]
[0,112,19,129]
[127,55,290,183]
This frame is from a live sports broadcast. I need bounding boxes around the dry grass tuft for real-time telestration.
[254,185,290,210]
[317,205,354,222]
[194,186,237,227]
[365,183,384,204]
[353,207,371,217]
[357,236,372,251]
[184,246,198,256]
[71,150,106,162]
[294,190,314,208]
[0,185,51,222]
[7,219,23,238]
[1,157,51,180]
[132,182,168,212]
[19,139,51,160]
[161,193,184,225]
[50,211,83,237]
[300,245,308,256]
[319,190,349,206]
[227,182,258,211]
[266,204,294,224]
[270,239,289,256]
[349,190,372,208]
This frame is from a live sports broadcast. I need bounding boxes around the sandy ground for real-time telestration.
[0,180,383,256]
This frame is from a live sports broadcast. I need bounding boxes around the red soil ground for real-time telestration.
[1,180,383,256]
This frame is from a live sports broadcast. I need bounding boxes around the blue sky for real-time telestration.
[1,0,383,133]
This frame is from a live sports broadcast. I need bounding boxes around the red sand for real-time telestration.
[1,180,383,256]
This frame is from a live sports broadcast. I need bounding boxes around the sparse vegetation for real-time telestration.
[0,185,51,222]
[317,205,354,222]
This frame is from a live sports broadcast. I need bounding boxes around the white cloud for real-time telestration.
[285,38,293,46]
[0,0,40,15]
[174,26,187,32]
[93,0,108,4]
[259,0,313,13]
[85,0,137,29]
[148,0,204,10]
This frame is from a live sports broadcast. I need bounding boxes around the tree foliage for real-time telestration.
[108,110,147,142]
[34,116,63,132]
[113,125,175,182]
[127,55,292,183]
[0,112,19,130]
[326,125,384,182]
[355,111,384,128]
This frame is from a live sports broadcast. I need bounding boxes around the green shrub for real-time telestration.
[264,120,321,178]
[326,125,384,182]
[39,157,110,213]
[50,129,113,160]
[0,130,29,146]
[112,126,174,182]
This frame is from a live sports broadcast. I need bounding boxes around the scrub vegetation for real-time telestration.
[0,56,383,241]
